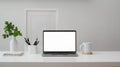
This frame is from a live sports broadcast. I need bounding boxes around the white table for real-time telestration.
[0,51,120,67]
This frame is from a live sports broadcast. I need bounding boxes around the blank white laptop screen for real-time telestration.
[43,30,76,53]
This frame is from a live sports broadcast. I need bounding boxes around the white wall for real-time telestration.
[0,0,120,51]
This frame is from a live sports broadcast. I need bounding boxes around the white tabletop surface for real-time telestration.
[0,51,120,62]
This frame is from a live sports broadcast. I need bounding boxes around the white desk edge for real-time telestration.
[0,51,120,62]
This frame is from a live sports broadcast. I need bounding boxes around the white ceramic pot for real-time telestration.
[80,42,92,54]
[9,36,18,53]
[28,45,37,54]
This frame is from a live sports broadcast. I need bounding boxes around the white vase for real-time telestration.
[9,36,18,53]
[28,45,37,54]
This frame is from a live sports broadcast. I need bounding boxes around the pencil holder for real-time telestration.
[28,45,37,54]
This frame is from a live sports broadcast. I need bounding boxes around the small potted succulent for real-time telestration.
[2,21,22,52]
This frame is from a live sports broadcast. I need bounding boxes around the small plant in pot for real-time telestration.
[2,21,22,53]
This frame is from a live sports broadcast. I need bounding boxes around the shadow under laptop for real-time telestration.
[42,53,78,57]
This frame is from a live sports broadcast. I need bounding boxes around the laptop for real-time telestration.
[42,30,78,57]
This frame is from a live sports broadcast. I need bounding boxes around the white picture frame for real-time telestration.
[25,9,58,53]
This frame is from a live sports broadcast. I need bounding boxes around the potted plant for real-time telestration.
[2,21,22,53]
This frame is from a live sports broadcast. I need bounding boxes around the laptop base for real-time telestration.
[42,53,78,57]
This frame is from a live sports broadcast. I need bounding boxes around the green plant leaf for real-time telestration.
[2,34,7,39]
[2,21,23,39]
[5,21,8,25]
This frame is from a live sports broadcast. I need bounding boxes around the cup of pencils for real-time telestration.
[24,37,39,54]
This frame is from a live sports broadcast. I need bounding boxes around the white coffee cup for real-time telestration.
[80,42,93,55]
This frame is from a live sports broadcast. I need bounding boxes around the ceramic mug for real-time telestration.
[80,42,93,55]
